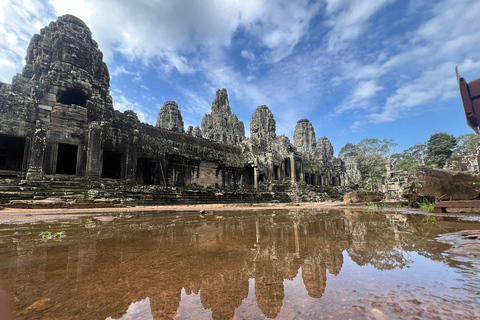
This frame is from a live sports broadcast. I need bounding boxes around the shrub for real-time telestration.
[417,198,439,213]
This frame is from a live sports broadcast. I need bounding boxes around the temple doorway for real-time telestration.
[102,151,123,179]
[274,165,280,180]
[0,135,25,171]
[56,143,78,174]
[245,165,255,187]
[284,158,291,177]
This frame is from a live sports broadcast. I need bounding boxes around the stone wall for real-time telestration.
[444,150,480,174]
[0,15,359,200]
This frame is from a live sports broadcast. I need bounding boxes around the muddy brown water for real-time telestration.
[0,209,479,319]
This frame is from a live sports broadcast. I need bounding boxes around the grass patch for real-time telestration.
[417,198,439,213]
[39,231,66,241]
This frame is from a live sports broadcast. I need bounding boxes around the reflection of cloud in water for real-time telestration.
[175,288,212,320]
[106,297,153,320]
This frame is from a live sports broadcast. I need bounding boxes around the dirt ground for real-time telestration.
[0,202,342,224]
[0,201,433,224]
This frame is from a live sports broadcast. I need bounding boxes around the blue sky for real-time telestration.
[1,0,480,154]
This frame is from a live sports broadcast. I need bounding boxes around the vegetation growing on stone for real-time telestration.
[426,132,457,168]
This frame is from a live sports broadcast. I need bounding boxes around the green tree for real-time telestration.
[453,133,480,156]
[426,132,457,168]
[338,142,359,159]
[391,143,426,174]
[340,139,397,190]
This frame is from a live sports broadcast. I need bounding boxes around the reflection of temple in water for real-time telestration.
[0,210,461,319]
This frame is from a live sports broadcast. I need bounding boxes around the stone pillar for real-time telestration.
[124,130,139,182]
[254,166,258,189]
[26,122,47,180]
[125,147,136,182]
[386,155,392,179]
[86,121,103,179]
[300,160,305,182]
[268,153,274,182]
[290,155,296,185]
[22,137,32,173]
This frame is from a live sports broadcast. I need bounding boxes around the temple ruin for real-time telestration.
[0,15,361,205]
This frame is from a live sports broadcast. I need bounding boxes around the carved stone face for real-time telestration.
[293,119,315,154]
[250,106,276,145]
[23,15,113,121]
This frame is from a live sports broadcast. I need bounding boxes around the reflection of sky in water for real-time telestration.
[175,289,212,320]
[0,209,479,319]
[173,252,471,319]
[106,298,153,320]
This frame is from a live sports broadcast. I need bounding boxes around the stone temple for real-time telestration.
[0,15,361,205]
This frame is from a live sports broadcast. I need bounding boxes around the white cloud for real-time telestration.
[111,89,155,124]
[246,0,321,62]
[369,59,480,123]
[350,120,363,132]
[363,0,480,125]
[179,87,211,118]
[241,50,255,61]
[328,0,480,131]
[353,80,383,99]
[325,0,349,14]
[110,65,134,77]
[325,0,394,51]
[0,0,54,82]
[48,0,319,72]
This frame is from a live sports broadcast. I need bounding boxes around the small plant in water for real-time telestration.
[418,198,439,213]
[467,207,478,214]
[421,215,437,225]
[39,231,66,241]
[367,202,379,207]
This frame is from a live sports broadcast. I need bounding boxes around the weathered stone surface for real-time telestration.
[156,101,184,133]
[192,126,202,138]
[186,125,202,138]
[444,150,479,174]
[343,190,384,204]
[24,14,114,121]
[344,157,362,187]
[0,14,358,203]
[414,167,480,200]
[201,89,245,145]
[294,119,316,160]
[316,136,334,159]
[384,155,411,199]
[250,105,276,152]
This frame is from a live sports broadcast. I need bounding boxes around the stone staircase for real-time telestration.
[0,174,293,209]
[0,176,42,204]
[0,172,356,210]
